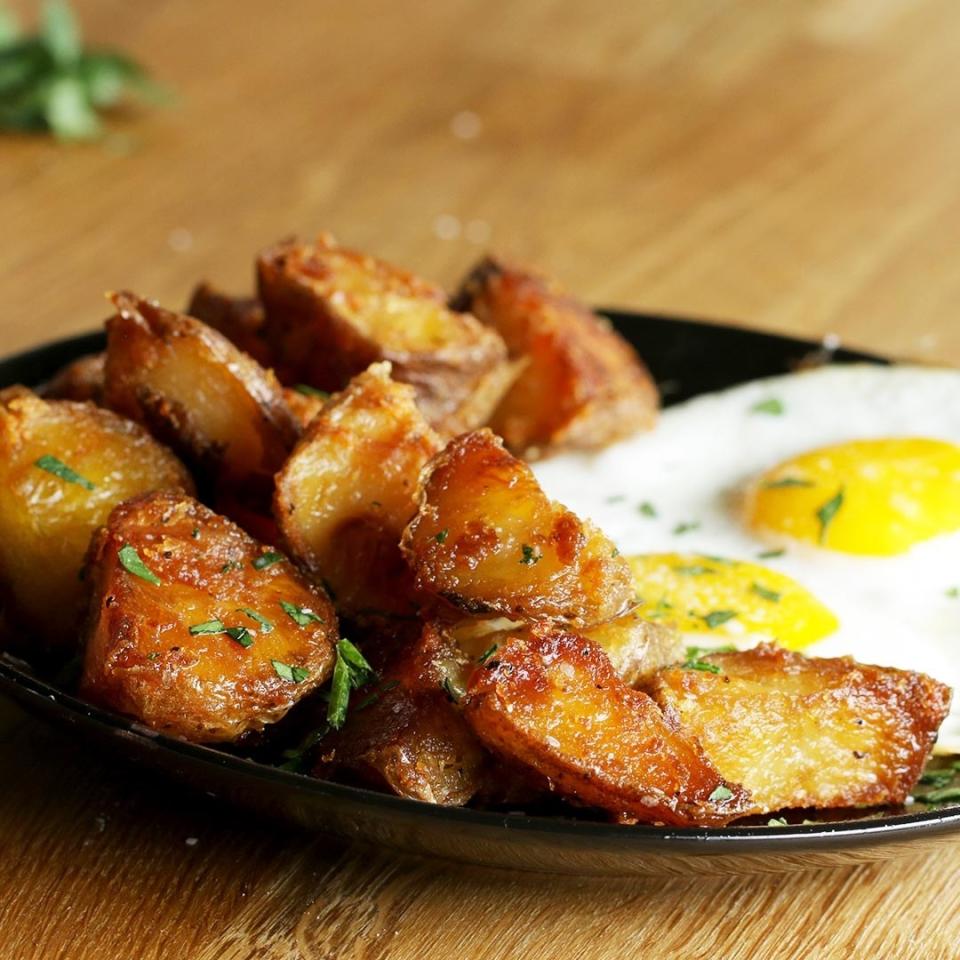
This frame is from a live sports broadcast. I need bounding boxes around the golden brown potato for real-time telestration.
[401,429,633,625]
[647,644,951,814]
[0,390,194,652]
[314,621,487,805]
[41,352,106,404]
[80,491,338,743]
[275,363,442,619]
[463,624,754,826]
[453,257,659,457]
[580,608,682,686]
[282,386,328,429]
[103,292,299,504]
[257,235,516,435]
[186,283,272,367]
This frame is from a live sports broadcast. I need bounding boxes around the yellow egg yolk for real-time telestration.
[745,438,960,556]
[627,553,838,650]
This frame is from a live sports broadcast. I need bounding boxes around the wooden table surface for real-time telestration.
[2,1,960,957]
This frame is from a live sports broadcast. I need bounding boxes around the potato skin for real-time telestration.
[256,235,515,435]
[401,429,634,625]
[314,621,487,805]
[275,362,442,619]
[647,644,952,813]
[581,607,683,686]
[463,625,755,826]
[103,291,299,504]
[453,257,659,458]
[80,491,338,743]
[41,352,106,405]
[0,390,194,652]
[186,283,272,367]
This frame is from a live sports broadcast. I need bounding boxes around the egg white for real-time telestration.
[533,364,960,752]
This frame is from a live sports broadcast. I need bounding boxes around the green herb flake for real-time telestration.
[520,544,541,565]
[816,488,845,545]
[764,477,814,490]
[673,521,700,535]
[478,643,499,665]
[682,659,722,674]
[751,397,785,416]
[188,619,225,636]
[220,560,242,574]
[236,608,273,633]
[751,582,782,603]
[441,676,464,702]
[708,785,734,803]
[703,610,737,630]
[326,652,352,730]
[224,625,254,648]
[918,770,955,789]
[915,786,960,806]
[293,384,329,398]
[605,494,626,504]
[674,564,716,576]
[435,528,449,544]
[34,454,95,490]
[280,600,324,627]
[337,637,375,687]
[145,651,160,661]
[767,817,788,827]
[757,548,786,560]
[946,587,960,599]
[638,501,657,518]
[611,546,620,558]
[272,660,309,684]
[191,527,201,539]
[252,551,284,570]
[118,545,161,585]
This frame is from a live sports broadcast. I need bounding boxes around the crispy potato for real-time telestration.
[282,386,328,429]
[463,625,754,826]
[647,644,951,813]
[275,362,442,619]
[80,491,338,742]
[41,352,106,405]
[257,235,516,435]
[0,390,193,652]
[581,608,682,686]
[401,429,633,625]
[103,292,299,503]
[314,621,486,805]
[452,257,659,457]
[186,283,272,367]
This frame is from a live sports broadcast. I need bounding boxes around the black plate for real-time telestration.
[2,315,958,878]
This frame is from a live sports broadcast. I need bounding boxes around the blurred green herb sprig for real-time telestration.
[0,0,169,141]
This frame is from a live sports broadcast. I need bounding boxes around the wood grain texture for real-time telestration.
[2,0,960,956]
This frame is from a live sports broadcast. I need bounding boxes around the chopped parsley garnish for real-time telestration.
[293,384,329,398]
[435,528,449,544]
[708,785,734,802]
[326,638,377,730]
[682,659,721,674]
[189,619,225,635]
[767,817,788,827]
[764,477,814,489]
[280,600,324,627]
[638,501,657,518]
[118,545,160,585]
[145,651,160,661]
[441,675,464,702]
[751,582,781,603]
[252,551,284,570]
[220,560,242,573]
[224,626,254,648]
[191,527,201,539]
[915,786,960,806]
[681,644,734,674]
[946,587,960,599]
[757,548,786,560]
[816,488,845,544]
[478,643,499,665]
[919,770,955,789]
[520,544,541,565]
[673,521,700,535]
[34,454,95,490]
[236,607,273,633]
[611,546,620,558]
[751,397,785,416]
[674,564,716,576]
[703,610,737,630]
[272,660,309,683]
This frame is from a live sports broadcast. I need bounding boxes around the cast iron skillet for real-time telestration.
[1,315,958,878]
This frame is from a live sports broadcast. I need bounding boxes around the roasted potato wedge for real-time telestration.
[41,352,106,405]
[314,622,486,805]
[282,386,328,429]
[103,291,299,504]
[401,429,633,625]
[186,283,272,367]
[275,362,442,619]
[453,257,659,457]
[581,607,683,686]
[257,235,516,435]
[463,625,754,826]
[0,390,193,651]
[80,491,338,742]
[647,644,952,813]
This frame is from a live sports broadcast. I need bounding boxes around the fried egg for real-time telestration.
[533,364,960,752]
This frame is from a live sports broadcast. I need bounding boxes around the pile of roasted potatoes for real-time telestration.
[0,234,949,827]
